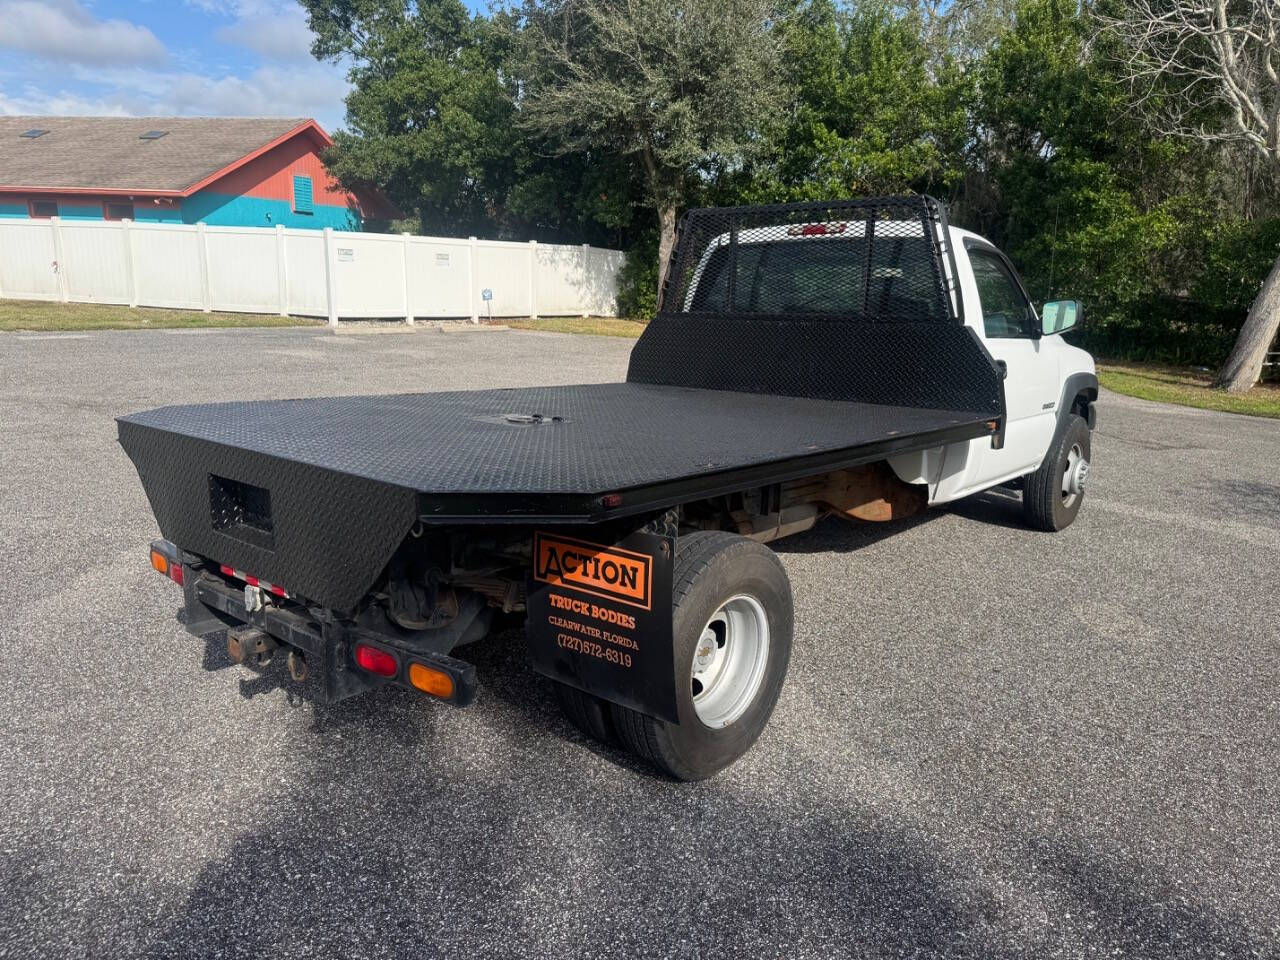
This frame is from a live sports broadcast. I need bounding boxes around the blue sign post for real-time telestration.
[481,288,493,321]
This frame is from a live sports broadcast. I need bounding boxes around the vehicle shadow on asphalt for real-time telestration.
[141,626,1268,958]
[773,489,1029,557]
[771,511,940,555]
[936,487,1030,531]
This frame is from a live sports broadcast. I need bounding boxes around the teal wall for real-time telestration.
[0,194,358,229]
[131,204,183,223]
[181,192,361,230]
[58,204,107,221]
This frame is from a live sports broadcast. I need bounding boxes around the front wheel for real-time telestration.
[1023,414,1092,531]
[610,531,793,781]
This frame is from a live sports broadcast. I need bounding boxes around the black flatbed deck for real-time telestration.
[120,382,994,519]
[117,197,1007,611]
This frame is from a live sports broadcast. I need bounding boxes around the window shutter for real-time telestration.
[293,175,313,214]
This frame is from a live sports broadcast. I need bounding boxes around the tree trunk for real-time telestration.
[655,203,678,306]
[1215,251,1280,392]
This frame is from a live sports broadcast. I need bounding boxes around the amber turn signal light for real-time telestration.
[408,662,455,699]
[150,545,184,586]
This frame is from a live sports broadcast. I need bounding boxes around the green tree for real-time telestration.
[1100,0,1280,390]
[303,0,525,236]
[734,0,966,203]
[963,0,1227,361]
[518,0,788,290]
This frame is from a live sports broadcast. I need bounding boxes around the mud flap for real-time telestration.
[525,530,677,723]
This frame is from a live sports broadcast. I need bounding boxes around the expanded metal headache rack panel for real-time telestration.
[658,195,957,322]
[629,196,1003,417]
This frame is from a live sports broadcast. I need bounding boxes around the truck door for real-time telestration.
[964,243,1059,483]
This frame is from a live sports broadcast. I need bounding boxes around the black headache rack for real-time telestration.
[118,196,1004,615]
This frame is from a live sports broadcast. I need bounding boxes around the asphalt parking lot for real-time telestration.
[2,324,1278,959]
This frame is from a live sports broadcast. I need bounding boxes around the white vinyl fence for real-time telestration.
[0,217,626,324]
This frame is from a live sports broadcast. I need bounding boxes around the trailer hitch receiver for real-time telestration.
[227,626,277,666]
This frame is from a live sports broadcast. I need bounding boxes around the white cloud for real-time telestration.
[0,60,349,130]
[182,0,280,15]
[214,8,314,61]
[0,86,133,116]
[164,64,348,125]
[0,0,167,66]
[0,0,348,129]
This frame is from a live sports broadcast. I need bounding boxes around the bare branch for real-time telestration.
[1097,0,1280,164]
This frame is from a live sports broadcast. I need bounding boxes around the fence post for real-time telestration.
[49,216,68,302]
[120,219,138,308]
[528,240,539,319]
[275,224,289,317]
[195,221,212,312]
[582,243,591,317]
[402,232,414,325]
[468,236,478,323]
[323,226,339,328]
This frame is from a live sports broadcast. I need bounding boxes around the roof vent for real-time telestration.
[20,129,48,138]
[139,130,169,140]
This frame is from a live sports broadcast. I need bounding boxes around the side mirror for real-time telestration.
[1042,299,1083,336]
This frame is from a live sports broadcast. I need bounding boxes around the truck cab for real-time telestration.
[892,226,1097,511]
[674,212,1098,525]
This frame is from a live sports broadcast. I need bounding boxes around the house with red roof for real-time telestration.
[0,116,398,231]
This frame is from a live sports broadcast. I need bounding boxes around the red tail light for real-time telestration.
[355,643,398,677]
[150,541,183,587]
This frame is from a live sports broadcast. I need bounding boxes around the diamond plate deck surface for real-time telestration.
[120,382,991,497]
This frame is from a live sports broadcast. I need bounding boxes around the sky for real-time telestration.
[0,0,484,133]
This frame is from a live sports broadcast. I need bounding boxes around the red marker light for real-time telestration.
[601,493,623,508]
[150,544,183,586]
[355,643,398,677]
[787,222,848,237]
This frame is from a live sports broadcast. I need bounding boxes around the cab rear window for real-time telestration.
[687,236,941,320]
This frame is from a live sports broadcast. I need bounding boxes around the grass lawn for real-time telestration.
[500,316,648,338]
[1099,362,1280,419]
[0,298,319,332]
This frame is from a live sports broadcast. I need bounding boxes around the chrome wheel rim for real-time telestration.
[1062,442,1088,508]
[691,595,769,728]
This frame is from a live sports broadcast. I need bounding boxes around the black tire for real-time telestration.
[609,531,793,781]
[552,680,618,746]
[1023,414,1091,531]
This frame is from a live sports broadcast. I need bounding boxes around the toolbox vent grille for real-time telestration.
[209,474,275,550]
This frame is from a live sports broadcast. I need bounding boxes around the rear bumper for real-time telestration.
[171,546,478,707]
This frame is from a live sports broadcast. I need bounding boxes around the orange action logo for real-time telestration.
[533,533,652,610]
